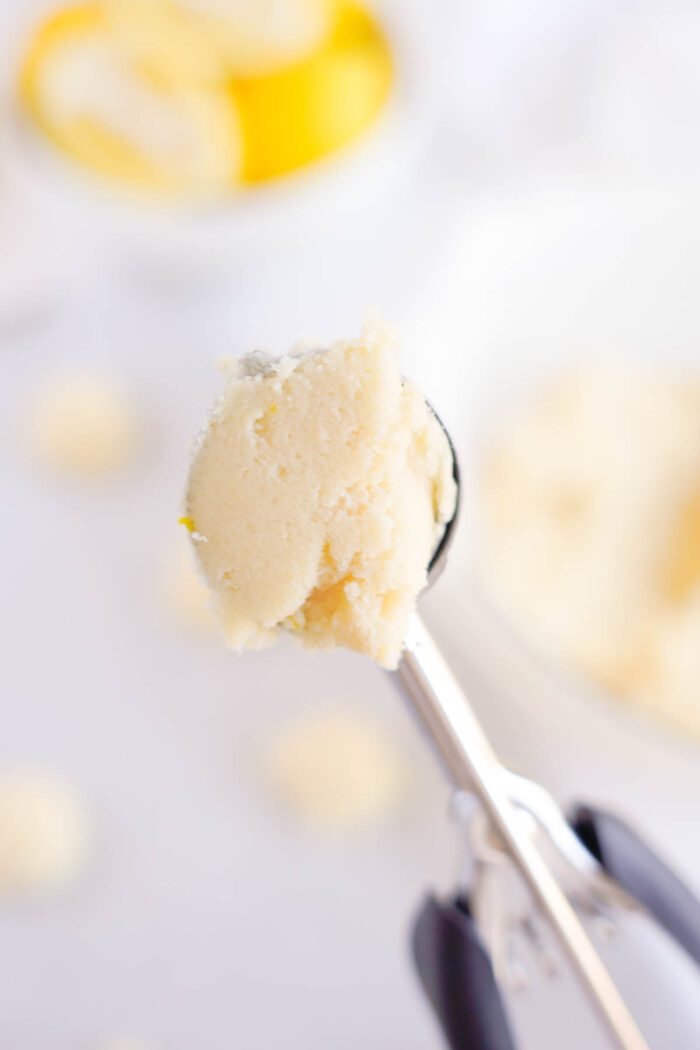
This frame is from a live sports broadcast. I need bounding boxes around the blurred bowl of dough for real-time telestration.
[3,0,456,269]
[402,184,700,814]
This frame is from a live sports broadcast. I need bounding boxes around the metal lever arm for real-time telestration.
[396,615,651,1050]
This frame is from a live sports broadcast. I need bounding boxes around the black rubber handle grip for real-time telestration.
[412,894,517,1050]
[572,805,700,967]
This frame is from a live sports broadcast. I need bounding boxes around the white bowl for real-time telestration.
[3,0,462,273]
[405,181,700,880]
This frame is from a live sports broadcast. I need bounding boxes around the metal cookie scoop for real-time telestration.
[393,413,653,1050]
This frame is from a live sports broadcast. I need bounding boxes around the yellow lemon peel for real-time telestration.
[19,0,392,190]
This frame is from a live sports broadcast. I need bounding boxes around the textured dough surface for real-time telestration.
[0,768,90,894]
[184,330,456,667]
[477,365,700,736]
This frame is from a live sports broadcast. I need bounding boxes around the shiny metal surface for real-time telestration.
[395,423,651,1050]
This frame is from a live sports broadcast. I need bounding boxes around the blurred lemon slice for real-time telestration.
[103,0,229,85]
[20,0,392,191]
[235,2,392,182]
[20,3,241,195]
[175,0,337,77]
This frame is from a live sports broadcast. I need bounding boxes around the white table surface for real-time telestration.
[2,2,700,1048]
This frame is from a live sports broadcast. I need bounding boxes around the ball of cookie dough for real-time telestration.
[28,371,138,477]
[184,331,457,668]
[263,709,407,832]
[0,768,90,895]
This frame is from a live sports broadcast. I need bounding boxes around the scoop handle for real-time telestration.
[398,617,650,1050]
[412,894,517,1050]
[572,806,700,968]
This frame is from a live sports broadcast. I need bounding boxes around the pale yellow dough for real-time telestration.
[263,709,407,831]
[0,768,90,895]
[184,330,456,668]
[28,370,138,477]
[477,365,700,736]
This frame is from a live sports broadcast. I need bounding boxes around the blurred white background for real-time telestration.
[3,1,700,1048]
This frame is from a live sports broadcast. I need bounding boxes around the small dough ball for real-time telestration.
[263,709,407,832]
[28,370,138,477]
[162,533,214,632]
[0,768,90,895]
